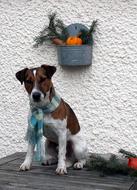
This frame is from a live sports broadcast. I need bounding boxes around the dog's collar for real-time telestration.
[30,94,61,114]
[26,93,61,161]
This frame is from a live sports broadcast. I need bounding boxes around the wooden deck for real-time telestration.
[0,152,135,190]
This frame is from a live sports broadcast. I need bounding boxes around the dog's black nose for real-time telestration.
[32,92,41,102]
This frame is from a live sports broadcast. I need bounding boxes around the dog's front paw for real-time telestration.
[55,166,67,175]
[19,160,32,171]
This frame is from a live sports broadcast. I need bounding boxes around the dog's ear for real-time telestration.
[15,68,28,84]
[41,65,56,79]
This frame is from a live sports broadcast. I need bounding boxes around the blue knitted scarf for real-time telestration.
[25,94,61,161]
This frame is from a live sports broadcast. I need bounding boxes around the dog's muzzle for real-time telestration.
[32,92,41,102]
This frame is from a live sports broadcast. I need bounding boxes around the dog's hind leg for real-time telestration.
[70,133,88,169]
[41,139,58,165]
[65,140,75,168]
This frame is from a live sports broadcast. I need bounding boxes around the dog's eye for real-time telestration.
[39,78,46,83]
[25,80,33,84]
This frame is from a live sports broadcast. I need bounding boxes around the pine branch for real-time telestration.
[34,13,68,47]
[48,12,56,29]
[55,19,69,41]
[88,20,97,34]
[119,149,137,158]
[87,154,137,177]
[79,20,97,45]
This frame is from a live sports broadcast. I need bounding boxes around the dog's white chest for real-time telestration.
[43,114,67,143]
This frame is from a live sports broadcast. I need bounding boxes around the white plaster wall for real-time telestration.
[0,0,137,158]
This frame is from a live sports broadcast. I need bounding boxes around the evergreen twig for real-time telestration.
[119,149,137,158]
[34,13,68,47]
[87,154,137,177]
[79,20,97,45]
[89,20,97,34]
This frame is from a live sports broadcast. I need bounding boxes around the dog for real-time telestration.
[16,64,87,175]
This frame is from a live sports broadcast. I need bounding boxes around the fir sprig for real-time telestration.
[119,149,137,158]
[34,13,68,47]
[87,154,137,177]
[79,20,97,45]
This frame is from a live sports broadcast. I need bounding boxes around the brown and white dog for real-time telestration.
[16,65,87,175]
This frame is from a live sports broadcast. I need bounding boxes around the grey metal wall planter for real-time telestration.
[57,45,92,66]
[57,23,92,66]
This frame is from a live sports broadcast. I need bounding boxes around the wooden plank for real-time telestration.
[129,180,137,190]
[0,160,133,186]
[0,158,131,177]
[1,160,133,180]
[0,164,133,190]
[0,162,133,183]
[0,152,134,190]
[0,152,25,166]
[0,170,131,190]
[0,184,37,190]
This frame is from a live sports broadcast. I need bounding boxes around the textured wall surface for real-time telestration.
[0,0,137,159]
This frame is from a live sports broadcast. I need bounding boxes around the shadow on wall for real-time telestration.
[61,64,92,73]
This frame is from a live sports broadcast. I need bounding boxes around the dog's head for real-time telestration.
[16,65,56,106]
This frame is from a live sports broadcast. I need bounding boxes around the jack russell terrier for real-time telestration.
[16,64,87,175]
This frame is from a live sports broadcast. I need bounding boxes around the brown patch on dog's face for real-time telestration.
[24,69,35,94]
[35,67,53,95]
